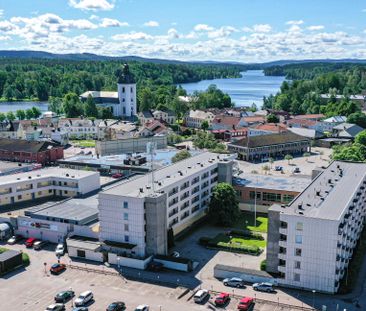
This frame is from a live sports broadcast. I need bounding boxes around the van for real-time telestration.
[193,289,209,303]
[33,240,48,250]
[74,291,93,306]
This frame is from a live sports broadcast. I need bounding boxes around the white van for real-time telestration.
[193,289,209,303]
[74,291,93,306]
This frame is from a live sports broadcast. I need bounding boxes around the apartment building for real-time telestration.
[98,152,233,259]
[58,118,100,139]
[266,161,366,293]
[184,110,216,129]
[0,168,100,207]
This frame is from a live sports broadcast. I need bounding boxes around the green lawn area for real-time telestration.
[71,140,96,148]
[214,234,266,249]
[232,212,268,233]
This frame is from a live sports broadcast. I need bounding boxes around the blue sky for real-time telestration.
[0,0,366,62]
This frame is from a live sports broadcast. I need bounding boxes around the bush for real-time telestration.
[198,236,211,246]
[228,229,264,240]
[22,253,30,267]
[216,242,260,255]
[260,259,267,271]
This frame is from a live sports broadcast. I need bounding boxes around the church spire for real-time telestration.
[116,63,135,84]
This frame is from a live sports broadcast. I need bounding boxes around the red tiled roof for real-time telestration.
[287,119,317,127]
[213,115,243,126]
[254,123,288,132]
[293,114,325,120]
[242,116,265,123]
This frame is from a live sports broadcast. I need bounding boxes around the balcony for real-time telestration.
[279,240,287,248]
[278,265,286,273]
[279,227,287,235]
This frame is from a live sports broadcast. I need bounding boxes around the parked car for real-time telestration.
[45,304,65,311]
[72,308,88,311]
[237,297,254,310]
[134,305,149,311]
[252,282,275,292]
[7,235,21,245]
[293,167,301,173]
[50,263,66,275]
[34,240,48,250]
[214,292,230,306]
[274,166,283,171]
[106,301,126,311]
[223,277,245,288]
[193,289,209,303]
[112,173,123,179]
[55,243,65,256]
[170,251,180,258]
[54,290,75,303]
[25,237,37,248]
[74,291,94,307]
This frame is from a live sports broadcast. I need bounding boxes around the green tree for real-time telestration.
[25,109,34,119]
[347,112,366,129]
[0,113,5,122]
[6,111,15,121]
[138,87,154,112]
[171,150,191,163]
[16,110,26,120]
[201,120,209,131]
[193,131,219,149]
[4,85,13,101]
[266,113,279,123]
[285,154,293,164]
[209,183,240,226]
[84,95,98,118]
[355,130,366,146]
[62,92,83,118]
[31,107,41,119]
[332,143,366,162]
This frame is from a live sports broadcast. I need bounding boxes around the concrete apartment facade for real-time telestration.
[98,152,233,259]
[0,168,100,207]
[266,161,366,293]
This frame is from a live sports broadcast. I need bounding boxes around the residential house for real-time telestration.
[211,115,247,131]
[137,111,154,125]
[184,110,216,129]
[58,118,99,139]
[152,110,176,124]
[332,123,364,139]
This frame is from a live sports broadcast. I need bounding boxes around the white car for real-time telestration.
[55,244,65,256]
[135,305,149,311]
[44,303,65,311]
[193,289,209,303]
[252,282,275,292]
[74,291,93,306]
[7,235,19,245]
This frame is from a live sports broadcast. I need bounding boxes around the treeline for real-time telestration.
[0,106,42,121]
[263,64,366,116]
[0,58,243,102]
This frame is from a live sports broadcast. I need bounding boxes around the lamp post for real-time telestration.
[70,287,74,307]
[312,290,316,308]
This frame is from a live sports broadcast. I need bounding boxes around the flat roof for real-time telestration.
[0,250,21,262]
[25,196,98,224]
[67,235,101,251]
[101,152,233,198]
[271,161,366,220]
[0,161,34,173]
[0,167,98,185]
[233,174,310,193]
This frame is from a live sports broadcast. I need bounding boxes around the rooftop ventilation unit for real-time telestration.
[299,211,304,215]
[66,173,69,177]
[28,176,31,179]
[139,188,143,193]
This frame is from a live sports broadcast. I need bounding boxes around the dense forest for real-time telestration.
[0,58,244,118]
[262,63,366,116]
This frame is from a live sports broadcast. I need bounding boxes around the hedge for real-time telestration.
[227,229,264,240]
[260,259,267,271]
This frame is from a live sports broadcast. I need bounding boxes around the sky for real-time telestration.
[0,0,366,62]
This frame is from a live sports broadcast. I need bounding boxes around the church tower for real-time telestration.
[117,64,136,118]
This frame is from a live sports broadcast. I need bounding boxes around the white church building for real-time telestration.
[80,64,137,118]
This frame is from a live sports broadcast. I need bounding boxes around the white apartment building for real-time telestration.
[266,161,366,293]
[58,118,100,139]
[98,152,233,259]
[0,168,100,207]
[184,110,216,129]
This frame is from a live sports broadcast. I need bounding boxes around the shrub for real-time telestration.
[22,253,30,267]
[216,242,260,255]
[260,259,267,271]
[228,229,264,240]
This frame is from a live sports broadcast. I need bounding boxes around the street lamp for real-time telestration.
[70,287,74,307]
[158,305,162,311]
[312,290,316,308]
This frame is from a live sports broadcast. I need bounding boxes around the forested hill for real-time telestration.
[0,58,244,102]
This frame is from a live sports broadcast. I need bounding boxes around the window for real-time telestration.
[295,248,302,256]
[263,192,282,202]
[131,87,133,93]
[296,222,303,231]
[123,201,128,209]
[122,87,125,93]
[295,261,301,269]
[294,273,301,282]
[295,235,302,244]
[77,250,86,258]
[123,213,128,221]
[124,224,129,231]
[17,195,22,200]
[283,194,295,203]
[124,235,129,242]
[249,191,261,200]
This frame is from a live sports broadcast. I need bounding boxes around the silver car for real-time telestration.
[223,277,245,288]
[253,282,275,292]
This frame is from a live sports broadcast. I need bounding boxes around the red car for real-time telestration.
[112,173,123,179]
[25,237,37,248]
[214,292,230,306]
[237,297,254,310]
[50,263,66,274]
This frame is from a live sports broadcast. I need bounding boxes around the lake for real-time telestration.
[180,70,286,107]
[0,101,49,113]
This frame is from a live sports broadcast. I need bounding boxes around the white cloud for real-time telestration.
[0,10,4,19]
[194,24,214,32]
[100,18,129,28]
[167,28,180,39]
[307,25,324,31]
[207,26,238,38]
[288,25,302,33]
[286,20,304,25]
[68,0,114,11]
[143,21,159,27]
[89,15,99,20]
[112,32,153,41]
[252,24,272,33]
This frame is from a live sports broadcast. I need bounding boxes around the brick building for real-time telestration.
[0,139,64,165]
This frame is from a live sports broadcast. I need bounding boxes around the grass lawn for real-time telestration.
[71,140,96,148]
[211,233,266,249]
[232,212,268,233]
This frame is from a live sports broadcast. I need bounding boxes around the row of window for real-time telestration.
[248,191,295,203]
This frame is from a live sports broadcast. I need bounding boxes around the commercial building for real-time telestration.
[233,175,310,213]
[16,196,99,243]
[266,161,366,293]
[80,64,136,118]
[98,152,234,260]
[228,132,310,162]
[0,139,64,165]
[0,168,100,207]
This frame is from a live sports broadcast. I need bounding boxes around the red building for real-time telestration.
[0,139,64,165]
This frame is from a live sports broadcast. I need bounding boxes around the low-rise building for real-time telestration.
[184,110,216,129]
[152,110,176,124]
[320,94,366,110]
[212,115,247,131]
[332,123,364,139]
[97,152,234,259]
[58,118,99,139]
[228,132,310,162]
[266,161,366,293]
[0,168,100,207]
[137,111,154,125]
[0,139,64,165]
